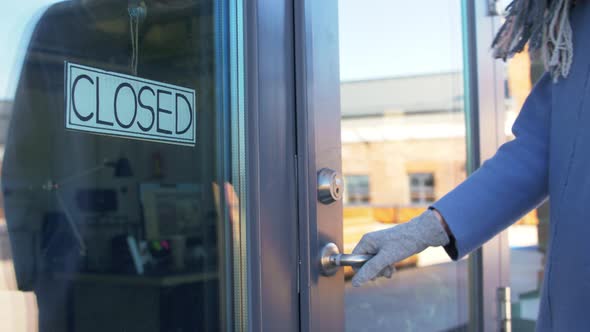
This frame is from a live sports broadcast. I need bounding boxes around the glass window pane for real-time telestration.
[344,175,370,204]
[0,1,245,331]
[339,0,469,330]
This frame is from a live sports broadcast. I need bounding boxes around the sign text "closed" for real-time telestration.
[65,62,196,146]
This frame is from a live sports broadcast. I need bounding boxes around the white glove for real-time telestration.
[351,209,450,287]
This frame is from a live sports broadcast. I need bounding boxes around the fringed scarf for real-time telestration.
[492,0,577,81]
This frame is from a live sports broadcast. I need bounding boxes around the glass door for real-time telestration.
[0,0,247,331]
[339,1,469,330]
[296,1,510,331]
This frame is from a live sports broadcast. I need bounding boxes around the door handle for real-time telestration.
[320,242,374,276]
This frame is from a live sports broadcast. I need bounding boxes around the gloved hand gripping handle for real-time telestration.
[320,242,375,276]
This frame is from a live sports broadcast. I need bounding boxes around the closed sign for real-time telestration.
[65,62,196,146]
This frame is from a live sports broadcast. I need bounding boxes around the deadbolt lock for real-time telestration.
[317,168,343,204]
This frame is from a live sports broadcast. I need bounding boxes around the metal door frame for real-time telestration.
[242,1,345,330]
[241,0,300,331]
[293,1,344,331]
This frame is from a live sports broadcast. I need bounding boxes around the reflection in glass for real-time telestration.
[0,0,243,331]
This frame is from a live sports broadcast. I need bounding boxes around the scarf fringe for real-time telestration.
[492,0,574,81]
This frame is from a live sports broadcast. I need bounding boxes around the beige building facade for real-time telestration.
[340,70,538,225]
[342,135,466,206]
[340,72,467,208]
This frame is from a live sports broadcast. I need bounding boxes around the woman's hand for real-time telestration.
[351,209,451,287]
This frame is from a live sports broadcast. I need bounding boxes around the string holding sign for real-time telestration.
[128,0,147,76]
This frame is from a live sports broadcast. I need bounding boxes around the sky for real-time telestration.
[338,0,464,82]
[0,0,469,99]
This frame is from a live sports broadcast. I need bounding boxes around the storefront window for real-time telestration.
[0,0,246,331]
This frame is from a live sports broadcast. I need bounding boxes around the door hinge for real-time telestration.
[497,287,512,332]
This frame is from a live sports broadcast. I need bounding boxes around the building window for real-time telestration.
[344,175,370,204]
[409,173,435,204]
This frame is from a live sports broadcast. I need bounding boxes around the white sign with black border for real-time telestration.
[65,62,196,146]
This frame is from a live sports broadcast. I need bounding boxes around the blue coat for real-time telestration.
[432,3,590,331]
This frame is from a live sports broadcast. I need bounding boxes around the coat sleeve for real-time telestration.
[431,73,552,260]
